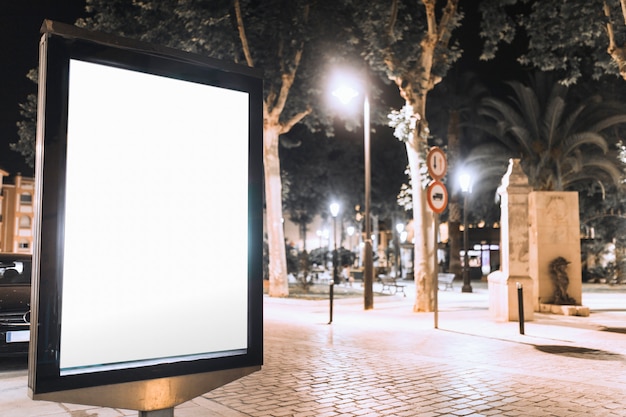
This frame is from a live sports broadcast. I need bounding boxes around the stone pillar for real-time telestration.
[528,191,583,311]
[488,159,534,321]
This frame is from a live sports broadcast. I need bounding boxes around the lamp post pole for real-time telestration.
[459,172,473,293]
[330,203,340,285]
[363,96,374,310]
[330,79,373,309]
[328,203,340,324]
[395,223,404,278]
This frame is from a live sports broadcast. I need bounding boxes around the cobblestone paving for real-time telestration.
[202,297,626,416]
[1,285,624,417]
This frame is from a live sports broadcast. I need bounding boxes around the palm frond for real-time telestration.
[504,81,541,139]
[542,95,565,149]
[588,114,626,133]
[562,156,623,189]
[562,132,609,156]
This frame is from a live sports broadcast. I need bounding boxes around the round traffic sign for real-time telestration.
[426,147,447,180]
[426,180,448,214]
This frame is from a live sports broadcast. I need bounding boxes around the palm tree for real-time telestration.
[428,71,490,279]
[473,73,626,193]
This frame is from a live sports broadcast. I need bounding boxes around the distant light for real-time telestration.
[395,223,405,234]
[347,226,355,236]
[459,171,472,193]
[330,202,340,217]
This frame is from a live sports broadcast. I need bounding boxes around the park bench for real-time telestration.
[377,275,406,297]
[438,273,455,291]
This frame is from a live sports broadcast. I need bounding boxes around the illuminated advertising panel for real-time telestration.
[29,21,263,405]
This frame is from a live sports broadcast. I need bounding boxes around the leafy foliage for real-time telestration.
[479,0,626,85]
[473,73,626,192]
[13,69,39,168]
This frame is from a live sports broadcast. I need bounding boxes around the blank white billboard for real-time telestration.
[59,59,249,374]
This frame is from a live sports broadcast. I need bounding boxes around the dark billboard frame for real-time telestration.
[28,21,263,410]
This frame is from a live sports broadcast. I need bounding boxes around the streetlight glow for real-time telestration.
[332,85,359,105]
[330,72,373,310]
[459,171,472,194]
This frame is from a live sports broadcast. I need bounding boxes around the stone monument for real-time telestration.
[529,191,588,316]
[488,159,534,321]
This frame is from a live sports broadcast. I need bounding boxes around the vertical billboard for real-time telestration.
[29,21,263,408]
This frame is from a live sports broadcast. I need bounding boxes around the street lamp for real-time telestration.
[331,77,373,310]
[395,222,404,278]
[330,202,340,285]
[459,171,473,293]
[347,225,355,254]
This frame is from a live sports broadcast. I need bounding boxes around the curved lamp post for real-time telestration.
[331,77,373,310]
[459,171,473,293]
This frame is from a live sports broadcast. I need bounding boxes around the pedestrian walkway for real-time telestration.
[1,282,625,416]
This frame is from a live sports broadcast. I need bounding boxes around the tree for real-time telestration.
[476,73,626,192]
[349,0,463,312]
[479,0,626,85]
[16,0,356,297]
[426,70,490,280]
[281,128,364,251]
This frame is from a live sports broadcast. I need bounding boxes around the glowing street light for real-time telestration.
[331,73,373,310]
[347,225,355,254]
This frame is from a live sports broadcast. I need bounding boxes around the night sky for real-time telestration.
[0,2,516,178]
[0,0,86,176]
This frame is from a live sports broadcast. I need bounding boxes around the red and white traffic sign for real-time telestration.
[426,147,447,180]
[426,180,448,214]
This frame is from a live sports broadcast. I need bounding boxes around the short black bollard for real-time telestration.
[328,281,334,324]
[517,282,525,335]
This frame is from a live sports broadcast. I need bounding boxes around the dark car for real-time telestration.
[0,253,32,356]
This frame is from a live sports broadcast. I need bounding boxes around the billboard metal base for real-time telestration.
[140,409,173,417]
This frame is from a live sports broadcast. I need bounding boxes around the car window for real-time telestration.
[0,260,31,285]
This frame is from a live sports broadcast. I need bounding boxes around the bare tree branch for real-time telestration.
[437,0,458,43]
[234,0,254,67]
[423,0,437,39]
[387,0,398,39]
[279,106,313,134]
[268,3,309,119]
[604,1,626,80]
[270,51,302,119]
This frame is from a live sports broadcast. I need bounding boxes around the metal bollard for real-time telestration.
[328,281,334,324]
[517,282,524,335]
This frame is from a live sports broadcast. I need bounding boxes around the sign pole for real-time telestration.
[433,213,439,329]
[426,147,448,330]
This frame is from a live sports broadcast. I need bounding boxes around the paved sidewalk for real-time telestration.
[1,282,625,416]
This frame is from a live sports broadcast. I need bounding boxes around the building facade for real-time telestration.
[1,173,35,254]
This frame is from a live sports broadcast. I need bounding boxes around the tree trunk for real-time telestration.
[264,126,289,297]
[406,140,435,312]
[447,110,462,279]
[300,221,308,251]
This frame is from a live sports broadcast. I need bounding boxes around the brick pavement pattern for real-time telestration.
[1,283,625,416]
[201,296,626,417]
